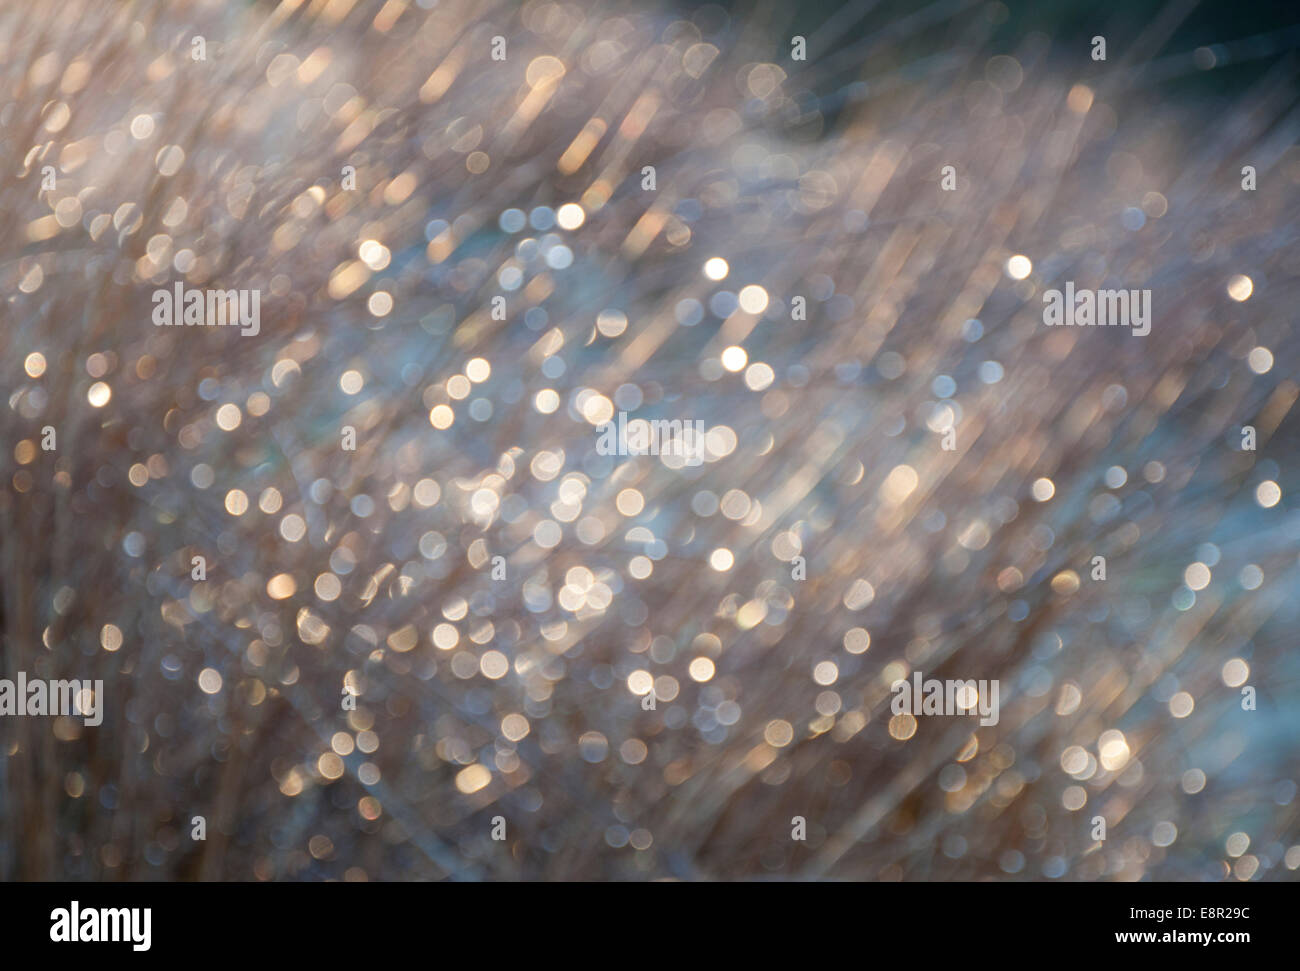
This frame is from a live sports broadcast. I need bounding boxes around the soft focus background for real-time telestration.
[2,0,1299,881]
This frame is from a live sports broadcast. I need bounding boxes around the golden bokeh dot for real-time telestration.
[1184,562,1211,590]
[889,713,918,740]
[1225,832,1250,858]
[843,627,871,654]
[1050,570,1080,595]
[616,488,644,516]
[813,661,839,685]
[359,240,391,270]
[280,513,306,542]
[100,624,123,652]
[1221,658,1249,687]
[501,713,530,741]
[480,650,509,679]
[455,763,491,794]
[596,309,628,338]
[721,345,748,372]
[1067,84,1094,113]
[737,284,769,314]
[653,675,679,702]
[1098,730,1130,771]
[318,753,345,780]
[198,668,223,694]
[556,203,585,230]
[446,374,471,399]
[1226,274,1253,301]
[1248,346,1273,374]
[216,403,242,431]
[429,404,455,429]
[627,670,653,696]
[744,362,775,391]
[315,573,341,601]
[580,393,613,425]
[688,657,715,682]
[764,719,794,747]
[1061,745,1089,775]
[309,831,335,863]
[466,357,491,382]
[224,489,249,516]
[620,739,648,764]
